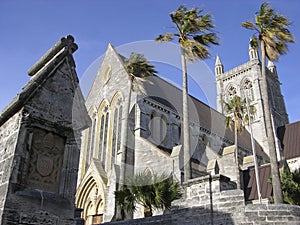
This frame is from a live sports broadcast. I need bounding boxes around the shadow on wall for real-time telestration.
[100,206,234,225]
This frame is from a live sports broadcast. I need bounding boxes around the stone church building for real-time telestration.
[75,43,277,224]
[0,35,292,224]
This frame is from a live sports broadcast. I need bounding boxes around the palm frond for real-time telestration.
[124,52,157,78]
[116,171,181,217]
[155,33,174,42]
[225,116,233,130]
[243,2,295,62]
[193,33,219,46]
[181,39,210,61]
[250,36,259,49]
[156,5,218,62]
[242,21,257,30]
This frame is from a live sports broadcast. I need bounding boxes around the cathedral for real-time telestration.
[0,36,291,224]
[75,41,285,223]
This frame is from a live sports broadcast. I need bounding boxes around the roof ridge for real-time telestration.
[28,35,77,76]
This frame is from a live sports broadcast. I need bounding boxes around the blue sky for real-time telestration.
[0,0,299,122]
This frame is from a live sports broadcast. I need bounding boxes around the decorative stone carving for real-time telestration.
[27,128,65,193]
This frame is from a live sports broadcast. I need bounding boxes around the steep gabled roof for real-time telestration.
[0,35,90,130]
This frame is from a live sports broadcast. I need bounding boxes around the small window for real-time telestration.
[103,64,112,84]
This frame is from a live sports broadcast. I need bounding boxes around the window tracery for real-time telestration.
[160,115,167,146]
[241,78,254,101]
[228,85,237,98]
[225,84,237,103]
[111,96,123,168]
[98,103,110,169]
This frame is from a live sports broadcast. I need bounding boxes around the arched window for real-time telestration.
[111,108,118,165]
[242,78,254,101]
[102,112,109,168]
[226,84,237,101]
[150,111,154,134]
[98,104,110,169]
[178,124,182,144]
[110,95,123,168]
[160,115,167,146]
[150,111,160,144]
[117,106,122,152]
[98,115,105,160]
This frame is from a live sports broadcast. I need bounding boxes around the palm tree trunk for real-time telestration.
[234,124,240,189]
[119,79,133,186]
[260,40,283,204]
[181,47,191,182]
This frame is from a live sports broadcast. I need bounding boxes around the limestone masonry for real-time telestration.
[0,36,299,225]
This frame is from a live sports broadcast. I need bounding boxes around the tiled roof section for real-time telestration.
[277,121,300,160]
[243,164,272,201]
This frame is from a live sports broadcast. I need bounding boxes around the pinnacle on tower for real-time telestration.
[215,55,224,75]
[267,60,275,69]
[249,38,259,61]
[268,60,278,76]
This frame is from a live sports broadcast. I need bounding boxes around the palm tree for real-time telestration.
[120,53,157,185]
[281,169,300,205]
[242,2,294,204]
[155,5,218,181]
[114,185,136,220]
[115,171,182,219]
[224,95,255,188]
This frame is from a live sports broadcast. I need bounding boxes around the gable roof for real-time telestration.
[0,35,90,130]
[277,121,300,160]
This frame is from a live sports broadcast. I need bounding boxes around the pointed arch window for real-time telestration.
[150,111,160,144]
[112,108,118,165]
[242,78,254,101]
[102,112,109,168]
[98,105,110,169]
[98,115,105,160]
[111,98,123,168]
[178,124,182,144]
[227,85,237,99]
[160,115,167,146]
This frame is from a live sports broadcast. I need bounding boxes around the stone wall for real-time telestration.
[0,112,21,222]
[100,175,300,225]
[0,35,89,225]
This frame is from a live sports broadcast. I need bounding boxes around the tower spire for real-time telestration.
[249,38,259,61]
[268,60,278,77]
[215,55,224,75]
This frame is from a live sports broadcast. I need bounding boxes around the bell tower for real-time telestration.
[215,39,289,157]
